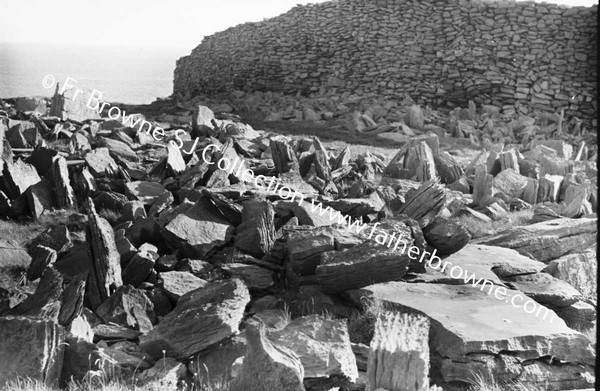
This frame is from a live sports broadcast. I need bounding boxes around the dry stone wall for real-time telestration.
[174,0,597,125]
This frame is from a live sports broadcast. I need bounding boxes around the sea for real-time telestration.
[0,42,191,104]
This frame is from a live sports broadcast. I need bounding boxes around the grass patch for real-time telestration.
[457,209,534,239]
[347,296,385,344]
[468,372,549,391]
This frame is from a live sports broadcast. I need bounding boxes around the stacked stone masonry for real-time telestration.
[174,0,597,125]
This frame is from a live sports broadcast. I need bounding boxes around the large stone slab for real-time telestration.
[230,323,305,391]
[125,181,170,206]
[139,279,250,360]
[269,315,358,382]
[350,282,595,390]
[234,199,275,258]
[162,197,234,259]
[475,218,597,263]
[49,87,102,122]
[544,250,597,303]
[1,159,41,200]
[0,316,65,388]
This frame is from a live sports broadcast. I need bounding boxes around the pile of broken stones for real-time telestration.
[0,93,596,391]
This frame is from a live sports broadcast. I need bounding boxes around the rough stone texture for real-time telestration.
[86,201,123,309]
[50,87,102,122]
[174,0,597,126]
[475,217,597,263]
[159,271,208,301]
[269,314,359,382]
[350,281,595,390]
[27,245,58,281]
[544,250,597,303]
[126,181,170,206]
[316,240,412,293]
[49,156,76,209]
[366,312,430,391]
[230,323,305,391]
[96,285,156,333]
[162,197,234,259]
[139,279,250,360]
[84,147,119,177]
[234,199,275,257]
[0,316,65,388]
[221,263,274,290]
[136,357,188,391]
[1,158,41,200]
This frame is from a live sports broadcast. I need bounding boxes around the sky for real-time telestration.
[0,0,597,52]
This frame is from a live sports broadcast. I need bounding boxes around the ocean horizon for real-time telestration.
[0,42,191,105]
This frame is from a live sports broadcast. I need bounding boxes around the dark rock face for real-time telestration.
[85,201,123,309]
[139,279,250,360]
[234,199,275,257]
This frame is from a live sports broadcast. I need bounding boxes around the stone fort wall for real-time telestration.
[173,0,597,125]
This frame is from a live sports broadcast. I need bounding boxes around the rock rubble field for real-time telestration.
[0,86,596,391]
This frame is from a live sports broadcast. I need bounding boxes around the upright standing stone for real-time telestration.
[366,312,430,391]
[86,200,122,309]
[234,199,275,257]
[0,316,65,388]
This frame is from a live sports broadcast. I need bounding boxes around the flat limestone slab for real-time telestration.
[350,281,595,389]
[474,218,597,263]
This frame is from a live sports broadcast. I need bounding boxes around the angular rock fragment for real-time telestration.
[125,181,170,206]
[122,250,155,288]
[1,159,41,199]
[316,240,411,293]
[543,250,597,302]
[0,316,65,388]
[434,151,464,184]
[503,272,582,307]
[422,216,471,256]
[475,218,597,263]
[27,245,57,281]
[367,312,429,391]
[230,323,305,391]
[397,180,446,230]
[84,148,119,177]
[57,275,86,327]
[222,263,275,290]
[494,168,528,199]
[159,271,208,301]
[234,199,275,257]
[86,200,123,309]
[96,285,156,333]
[139,279,250,360]
[8,266,63,321]
[473,163,494,205]
[26,179,55,218]
[98,136,140,163]
[48,156,76,209]
[162,197,234,259]
[49,86,101,122]
[270,315,358,382]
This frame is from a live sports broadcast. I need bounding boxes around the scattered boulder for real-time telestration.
[269,315,358,382]
[230,323,305,391]
[139,279,250,360]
